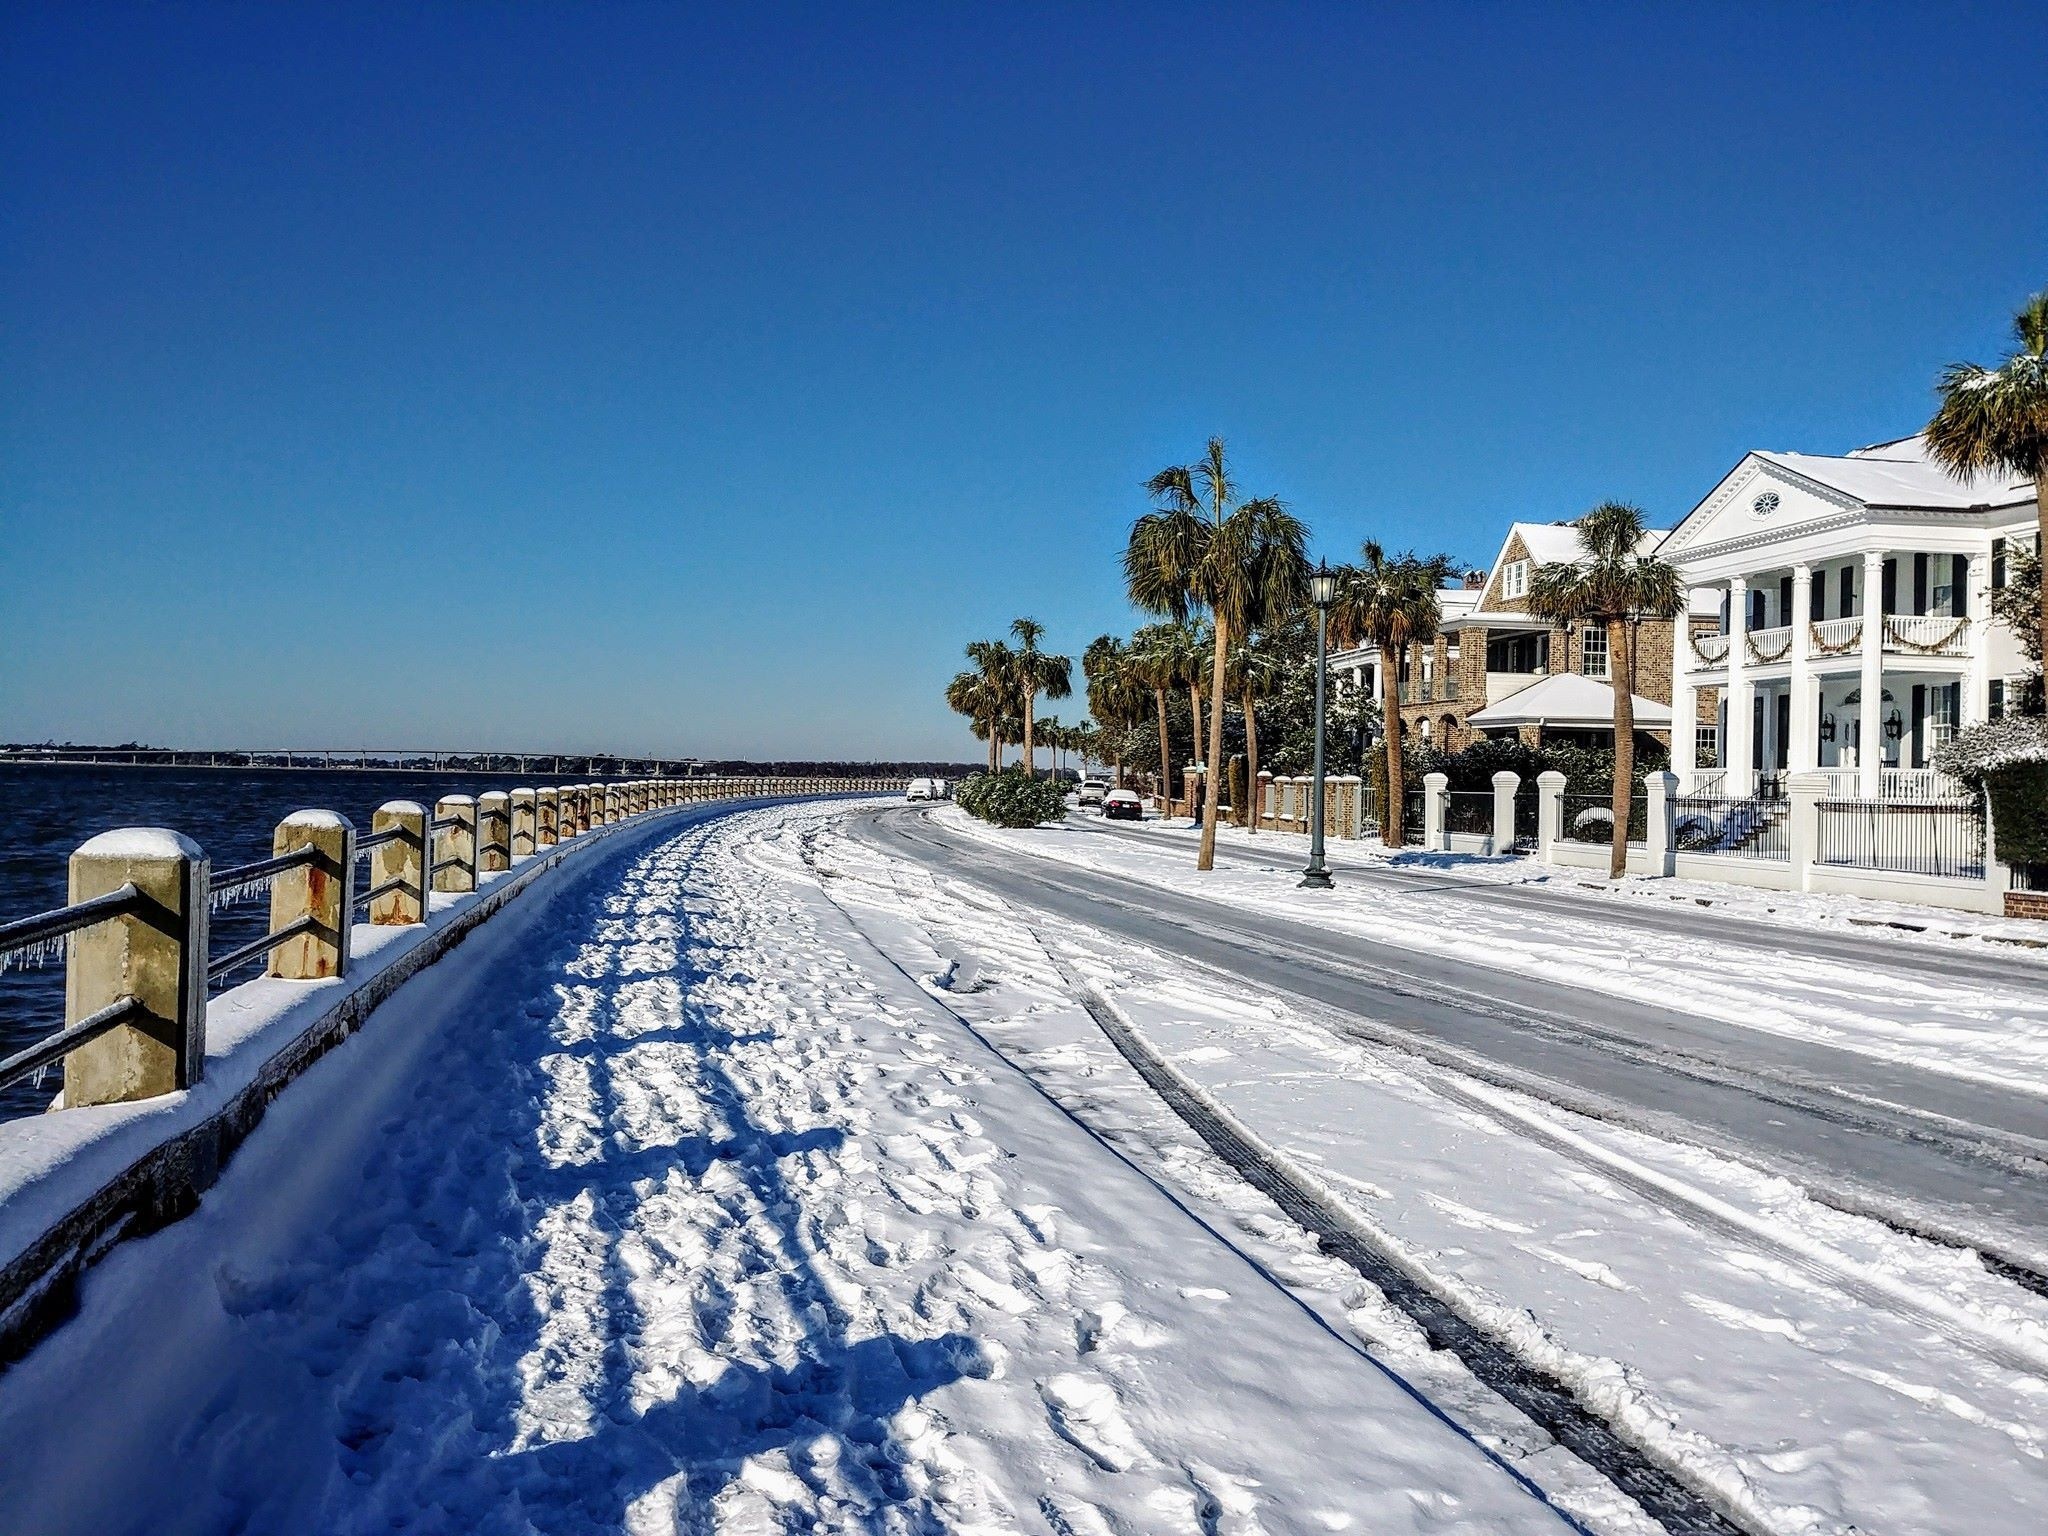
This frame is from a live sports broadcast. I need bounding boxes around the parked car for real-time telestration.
[1102,788,1144,821]
[905,778,937,801]
[1077,779,1110,806]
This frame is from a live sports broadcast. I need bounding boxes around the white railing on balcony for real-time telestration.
[1743,625,1793,665]
[1808,615,1863,657]
[1882,614,1971,658]
[1688,631,1730,668]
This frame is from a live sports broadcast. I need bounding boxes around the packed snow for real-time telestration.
[0,802,1575,1535]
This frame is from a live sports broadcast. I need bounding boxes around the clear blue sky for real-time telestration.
[4,3,2043,759]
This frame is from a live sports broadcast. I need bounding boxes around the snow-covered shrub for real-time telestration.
[1936,718,2048,868]
[957,768,1067,828]
[1673,812,1722,851]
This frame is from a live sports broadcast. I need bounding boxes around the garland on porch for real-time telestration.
[1689,629,1730,664]
[1882,615,1970,654]
[1808,621,1861,656]
[1744,630,1792,664]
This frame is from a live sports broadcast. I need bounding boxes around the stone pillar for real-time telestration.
[574,785,593,833]
[510,789,537,856]
[268,810,354,979]
[1491,770,1520,857]
[432,795,477,893]
[1786,769,1828,892]
[1423,771,1448,852]
[1536,771,1566,862]
[369,801,427,925]
[1182,765,1201,820]
[1337,775,1361,838]
[536,787,559,848]
[477,791,511,872]
[1726,575,1753,796]
[1644,770,1677,878]
[1671,597,1698,793]
[1256,771,1274,829]
[1789,564,1816,776]
[63,828,209,1105]
[1859,550,1886,799]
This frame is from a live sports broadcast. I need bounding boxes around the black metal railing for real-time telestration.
[1561,792,1649,848]
[1445,790,1494,836]
[0,887,153,1092]
[1817,797,1986,880]
[1672,795,1791,860]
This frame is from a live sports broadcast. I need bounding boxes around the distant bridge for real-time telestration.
[0,747,708,776]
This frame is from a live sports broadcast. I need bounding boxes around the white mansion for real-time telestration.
[1666,433,2037,799]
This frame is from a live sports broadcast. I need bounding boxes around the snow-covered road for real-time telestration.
[0,801,1575,1536]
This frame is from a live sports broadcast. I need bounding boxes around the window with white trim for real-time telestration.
[1501,559,1529,600]
[1694,725,1719,769]
[1580,625,1609,678]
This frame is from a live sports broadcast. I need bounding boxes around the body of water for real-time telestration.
[0,764,630,1122]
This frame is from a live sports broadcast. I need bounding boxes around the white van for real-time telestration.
[905,778,937,801]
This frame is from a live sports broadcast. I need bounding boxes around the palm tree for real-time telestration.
[1227,634,1284,831]
[1084,635,1146,787]
[955,638,1020,772]
[1331,544,1454,849]
[1125,438,1308,870]
[1925,288,2048,684]
[945,669,999,772]
[1128,623,1183,806]
[1007,618,1073,777]
[1526,502,1684,879]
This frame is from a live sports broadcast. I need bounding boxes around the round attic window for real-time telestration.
[1752,491,1781,517]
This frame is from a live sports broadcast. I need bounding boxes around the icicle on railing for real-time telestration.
[209,871,279,912]
[0,931,72,977]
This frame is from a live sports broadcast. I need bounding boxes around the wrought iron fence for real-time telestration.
[1512,783,1540,852]
[1561,792,1649,848]
[1671,795,1791,860]
[1816,796,1986,880]
[1445,790,1494,836]
[1403,788,1426,843]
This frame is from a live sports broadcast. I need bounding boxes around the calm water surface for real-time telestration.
[0,764,624,1121]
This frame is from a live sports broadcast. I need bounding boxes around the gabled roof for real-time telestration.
[1467,520,1670,621]
[1465,672,1673,730]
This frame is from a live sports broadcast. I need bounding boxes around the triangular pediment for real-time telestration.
[1662,455,1861,558]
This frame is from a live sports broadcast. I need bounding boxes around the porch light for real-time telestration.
[1884,709,1904,742]
[1309,561,1339,609]
[1819,713,1836,743]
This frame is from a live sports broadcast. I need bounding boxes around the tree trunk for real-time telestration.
[1187,682,1205,800]
[1609,615,1634,880]
[1154,688,1171,812]
[1198,617,1230,870]
[1383,625,1407,849]
[1022,695,1035,778]
[1243,686,1261,834]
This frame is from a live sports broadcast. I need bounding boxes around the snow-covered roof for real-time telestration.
[1467,521,1672,621]
[1754,440,2029,509]
[1464,672,1672,730]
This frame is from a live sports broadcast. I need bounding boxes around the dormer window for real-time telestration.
[1502,559,1530,600]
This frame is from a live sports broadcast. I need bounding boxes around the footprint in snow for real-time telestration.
[1039,1373,1148,1473]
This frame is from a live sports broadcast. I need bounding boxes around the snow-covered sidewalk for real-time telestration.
[0,802,1570,1535]
[818,811,2048,1536]
[931,808,2048,1099]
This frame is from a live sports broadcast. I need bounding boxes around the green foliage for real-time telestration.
[1988,763,2048,867]
[955,768,1069,828]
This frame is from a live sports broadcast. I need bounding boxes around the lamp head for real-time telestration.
[1308,561,1339,609]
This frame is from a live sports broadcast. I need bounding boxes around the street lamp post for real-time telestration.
[1301,560,1339,889]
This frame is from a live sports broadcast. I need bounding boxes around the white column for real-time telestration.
[1726,576,1753,795]
[1423,771,1448,852]
[1859,550,1885,798]
[1961,550,1989,726]
[1536,771,1566,863]
[1671,595,1698,792]
[1491,770,1519,857]
[1789,564,1816,773]
[1371,654,1385,707]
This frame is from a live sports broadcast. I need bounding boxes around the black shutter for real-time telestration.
[1912,553,1928,616]
[1720,590,1731,633]
[1882,558,1897,614]
[1750,588,1766,630]
[1911,683,1926,769]
[1955,555,1968,617]
[1810,573,1825,620]
[1841,567,1854,618]
[1993,538,2007,589]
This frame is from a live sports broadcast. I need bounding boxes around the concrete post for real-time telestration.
[1423,771,1448,852]
[1644,770,1677,878]
[432,795,477,893]
[477,791,511,873]
[1491,770,1520,857]
[1256,771,1274,829]
[1182,765,1201,820]
[536,787,559,848]
[603,784,620,824]
[1789,564,1815,775]
[574,785,593,834]
[510,789,537,857]
[1962,551,1989,727]
[1337,775,1360,838]
[1859,551,1885,799]
[268,810,354,979]
[369,801,427,926]
[1787,769,1828,892]
[63,828,209,1105]
[1536,771,1566,862]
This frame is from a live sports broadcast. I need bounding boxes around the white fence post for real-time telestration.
[1424,771,1448,852]
[510,789,537,856]
[477,791,511,873]
[433,796,477,893]
[1786,769,1827,893]
[1491,771,1519,857]
[536,787,559,847]
[1645,770,1677,877]
[1536,771,1565,862]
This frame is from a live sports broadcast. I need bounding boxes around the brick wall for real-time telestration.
[2006,891,2048,922]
